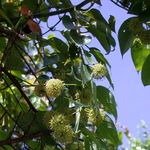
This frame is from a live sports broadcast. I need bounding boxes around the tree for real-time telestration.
[117,121,150,150]
[0,0,149,149]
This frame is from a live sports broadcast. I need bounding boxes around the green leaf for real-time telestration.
[70,29,92,45]
[53,96,69,111]
[106,71,114,89]
[27,141,40,150]
[94,0,101,5]
[41,135,56,146]
[97,86,117,120]
[0,37,6,51]
[91,80,98,107]
[142,54,150,86]
[83,49,94,64]
[22,0,38,12]
[131,41,150,71]
[69,43,80,59]
[108,15,116,32]
[80,64,92,84]
[82,128,107,150]
[47,0,60,7]
[96,115,120,146]
[60,0,72,8]
[89,47,110,67]
[18,112,46,135]
[88,26,110,53]
[49,37,68,53]
[62,15,78,30]
[44,54,59,66]
[69,98,87,108]
[128,1,143,15]
[84,9,115,53]
[106,29,116,48]
[38,2,50,22]
[0,130,9,141]
[0,9,13,26]
[5,48,25,71]
[36,75,49,82]
[118,18,136,56]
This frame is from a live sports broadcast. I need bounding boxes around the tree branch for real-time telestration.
[0,130,50,146]
[1,66,37,112]
[34,0,92,18]
[0,26,28,41]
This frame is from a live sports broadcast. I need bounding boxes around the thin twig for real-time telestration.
[0,130,51,146]
[1,66,37,112]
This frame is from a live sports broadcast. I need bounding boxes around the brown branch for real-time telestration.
[0,130,50,146]
[1,66,37,112]
[33,0,93,18]
[0,26,28,41]
[0,0,93,24]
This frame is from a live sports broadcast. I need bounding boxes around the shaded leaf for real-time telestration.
[22,0,38,12]
[36,75,49,82]
[49,37,68,53]
[0,130,9,141]
[44,54,59,66]
[5,48,25,71]
[82,128,107,150]
[118,18,136,56]
[18,111,46,135]
[106,71,114,89]
[108,15,116,32]
[0,37,6,51]
[90,47,110,67]
[70,29,92,45]
[62,15,78,30]
[96,115,120,146]
[0,9,13,26]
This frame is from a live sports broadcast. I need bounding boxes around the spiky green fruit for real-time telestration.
[45,79,64,98]
[92,63,107,79]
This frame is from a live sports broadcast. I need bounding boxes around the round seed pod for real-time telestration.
[45,79,64,98]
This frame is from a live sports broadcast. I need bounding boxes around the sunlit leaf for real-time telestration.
[80,63,92,84]
[83,49,95,64]
[142,54,150,86]
[131,41,150,71]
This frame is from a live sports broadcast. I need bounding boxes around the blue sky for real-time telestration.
[99,0,150,143]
